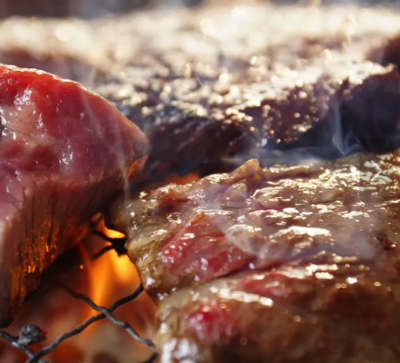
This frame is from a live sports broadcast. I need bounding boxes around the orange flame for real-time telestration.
[90,250,136,308]
[63,223,156,359]
[163,172,200,184]
[87,224,139,309]
[144,172,200,191]
[4,219,157,362]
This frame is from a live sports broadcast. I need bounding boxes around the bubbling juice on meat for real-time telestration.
[108,151,400,362]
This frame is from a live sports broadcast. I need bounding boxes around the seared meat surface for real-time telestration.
[107,151,400,362]
[3,7,400,180]
[93,7,400,179]
[111,59,400,179]
[157,265,400,363]
[0,65,149,326]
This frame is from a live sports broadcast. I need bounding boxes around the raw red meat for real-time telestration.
[0,65,149,326]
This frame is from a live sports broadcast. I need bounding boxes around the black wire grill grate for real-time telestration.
[0,231,157,363]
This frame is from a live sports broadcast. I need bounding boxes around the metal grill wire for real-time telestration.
[0,231,157,363]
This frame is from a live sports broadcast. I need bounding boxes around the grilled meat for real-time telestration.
[3,7,400,180]
[0,65,149,326]
[108,59,400,180]
[93,6,400,179]
[107,151,400,362]
[157,264,400,363]
[4,3,400,359]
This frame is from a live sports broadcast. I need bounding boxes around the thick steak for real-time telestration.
[107,151,400,362]
[0,64,149,326]
[2,7,400,180]
[112,59,400,180]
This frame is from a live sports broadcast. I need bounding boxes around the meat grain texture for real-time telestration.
[0,65,149,326]
[108,151,400,362]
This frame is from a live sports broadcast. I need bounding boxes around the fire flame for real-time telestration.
[89,226,138,309]
[163,172,200,184]
[2,223,156,363]
[3,170,203,362]
[144,172,200,191]
[72,222,157,361]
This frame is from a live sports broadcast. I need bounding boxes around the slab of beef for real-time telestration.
[109,59,400,180]
[2,6,400,180]
[0,64,149,326]
[93,5,400,180]
[107,150,400,362]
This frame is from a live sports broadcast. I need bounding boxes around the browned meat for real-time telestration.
[91,7,400,180]
[370,34,400,71]
[3,7,400,180]
[0,0,149,18]
[109,59,400,180]
[107,150,400,362]
[0,64,149,326]
[157,265,400,363]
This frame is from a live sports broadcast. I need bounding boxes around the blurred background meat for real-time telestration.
[1,0,400,19]
[0,0,148,18]
[0,0,223,19]
[2,4,400,182]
